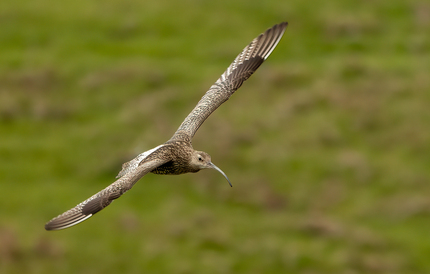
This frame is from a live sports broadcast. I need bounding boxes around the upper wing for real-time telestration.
[45,157,169,231]
[171,22,288,140]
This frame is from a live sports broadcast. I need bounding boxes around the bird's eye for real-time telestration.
[198,156,202,161]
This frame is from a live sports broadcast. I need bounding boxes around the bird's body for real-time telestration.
[138,140,198,176]
[149,142,196,175]
[45,22,288,231]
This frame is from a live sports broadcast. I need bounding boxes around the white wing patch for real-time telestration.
[135,145,164,163]
[116,145,164,178]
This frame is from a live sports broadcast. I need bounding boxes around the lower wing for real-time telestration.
[45,157,169,231]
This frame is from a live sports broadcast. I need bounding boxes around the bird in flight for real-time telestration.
[45,22,288,230]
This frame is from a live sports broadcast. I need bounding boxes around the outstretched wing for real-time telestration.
[45,157,169,231]
[171,22,288,140]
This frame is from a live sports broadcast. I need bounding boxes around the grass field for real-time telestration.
[1,0,430,273]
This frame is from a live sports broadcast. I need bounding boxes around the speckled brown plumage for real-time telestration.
[45,22,288,231]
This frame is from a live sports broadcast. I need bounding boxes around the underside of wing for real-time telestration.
[171,22,288,140]
[44,157,169,231]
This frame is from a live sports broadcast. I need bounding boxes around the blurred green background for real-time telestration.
[1,0,430,273]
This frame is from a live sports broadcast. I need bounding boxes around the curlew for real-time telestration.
[45,22,288,230]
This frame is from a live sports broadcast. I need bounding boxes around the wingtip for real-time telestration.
[276,22,288,29]
[44,202,95,231]
[271,22,288,36]
[45,213,93,231]
[267,22,288,33]
[278,22,288,34]
[256,22,288,61]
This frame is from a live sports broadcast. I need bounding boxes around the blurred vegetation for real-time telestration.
[1,0,430,273]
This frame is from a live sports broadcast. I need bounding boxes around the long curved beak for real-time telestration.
[209,163,232,187]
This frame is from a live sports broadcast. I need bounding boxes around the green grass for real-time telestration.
[1,0,430,273]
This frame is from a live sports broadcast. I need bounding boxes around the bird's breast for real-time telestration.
[151,160,197,175]
[149,140,196,175]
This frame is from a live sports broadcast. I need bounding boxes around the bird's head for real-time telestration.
[190,151,232,187]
